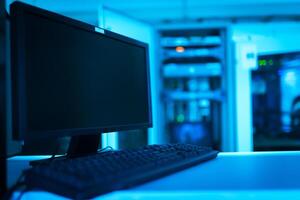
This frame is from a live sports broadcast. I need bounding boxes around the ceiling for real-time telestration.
[6,0,300,25]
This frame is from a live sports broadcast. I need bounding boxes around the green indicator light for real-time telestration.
[269,59,274,65]
[176,114,185,123]
[258,59,267,67]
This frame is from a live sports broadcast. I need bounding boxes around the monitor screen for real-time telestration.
[11,2,152,140]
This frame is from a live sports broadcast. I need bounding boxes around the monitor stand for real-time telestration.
[67,134,101,158]
[30,134,101,166]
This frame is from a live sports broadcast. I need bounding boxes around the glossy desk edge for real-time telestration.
[8,152,300,200]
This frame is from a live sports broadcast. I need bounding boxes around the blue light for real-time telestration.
[283,70,297,87]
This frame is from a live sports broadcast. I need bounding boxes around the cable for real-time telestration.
[97,146,114,153]
[2,171,28,200]
[15,186,28,200]
[50,138,61,160]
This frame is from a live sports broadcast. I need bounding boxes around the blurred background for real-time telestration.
[4,0,300,155]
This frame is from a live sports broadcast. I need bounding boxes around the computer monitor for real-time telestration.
[10,2,152,156]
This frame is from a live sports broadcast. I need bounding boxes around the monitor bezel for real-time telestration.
[10,2,153,140]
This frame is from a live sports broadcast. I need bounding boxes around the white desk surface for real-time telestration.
[8,151,300,200]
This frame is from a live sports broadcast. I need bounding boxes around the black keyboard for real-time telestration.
[24,144,218,199]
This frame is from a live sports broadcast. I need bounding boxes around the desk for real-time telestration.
[8,152,300,200]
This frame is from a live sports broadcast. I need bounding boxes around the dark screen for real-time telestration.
[23,13,150,133]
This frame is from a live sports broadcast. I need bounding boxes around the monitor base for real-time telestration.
[30,134,101,166]
[67,134,101,158]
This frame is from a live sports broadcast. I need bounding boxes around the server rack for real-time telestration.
[158,26,228,151]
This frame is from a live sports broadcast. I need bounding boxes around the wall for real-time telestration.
[232,22,300,54]
[5,0,99,25]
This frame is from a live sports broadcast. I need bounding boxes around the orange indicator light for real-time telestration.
[175,46,185,53]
